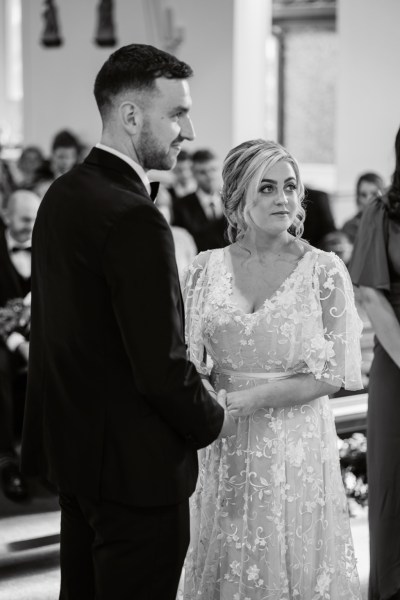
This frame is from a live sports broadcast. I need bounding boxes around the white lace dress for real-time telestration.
[181,247,363,600]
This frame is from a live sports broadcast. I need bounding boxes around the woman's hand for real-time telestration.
[226,389,264,418]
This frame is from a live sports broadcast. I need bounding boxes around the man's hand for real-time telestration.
[17,340,29,363]
[216,389,237,438]
[226,389,263,418]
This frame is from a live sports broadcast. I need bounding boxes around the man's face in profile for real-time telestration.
[137,78,195,171]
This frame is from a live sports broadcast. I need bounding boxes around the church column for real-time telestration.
[232,0,272,145]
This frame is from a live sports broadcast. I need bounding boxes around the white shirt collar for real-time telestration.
[95,143,151,195]
[5,229,32,251]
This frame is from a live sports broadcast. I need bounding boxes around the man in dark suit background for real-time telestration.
[0,189,39,502]
[173,148,227,250]
[302,186,336,249]
[21,44,231,600]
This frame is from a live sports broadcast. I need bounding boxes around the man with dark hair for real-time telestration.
[50,129,81,178]
[173,147,227,250]
[21,43,231,600]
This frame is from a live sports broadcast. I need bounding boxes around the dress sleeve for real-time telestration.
[181,251,213,376]
[303,252,363,391]
[349,198,390,291]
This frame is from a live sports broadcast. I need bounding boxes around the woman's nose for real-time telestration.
[275,188,288,204]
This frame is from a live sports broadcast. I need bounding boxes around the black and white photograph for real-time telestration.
[0,1,399,599]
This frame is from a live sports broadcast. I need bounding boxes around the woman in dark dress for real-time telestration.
[350,125,400,600]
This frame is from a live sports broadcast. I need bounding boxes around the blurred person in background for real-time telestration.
[342,171,385,244]
[32,165,55,200]
[320,230,353,266]
[0,189,40,502]
[49,129,82,179]
[0,155,15,211]
[173,148,227,251]
[168,149,196,202]
[156,185,197,277]
[8,145,45,189]
[350,125,400,600]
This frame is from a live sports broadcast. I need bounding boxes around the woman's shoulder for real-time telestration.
[300,243,347,274]
[187,247,224,270]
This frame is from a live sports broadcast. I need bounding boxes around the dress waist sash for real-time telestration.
[214,368,294,381]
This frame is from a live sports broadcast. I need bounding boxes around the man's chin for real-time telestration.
[156,155,177,171]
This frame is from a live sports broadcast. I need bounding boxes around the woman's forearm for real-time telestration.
[360,286,400,369]
[252,374,339,409]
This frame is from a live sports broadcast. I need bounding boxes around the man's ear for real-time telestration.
[119,100,142,135]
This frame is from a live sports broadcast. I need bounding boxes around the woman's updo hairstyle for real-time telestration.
[221,139,305,242]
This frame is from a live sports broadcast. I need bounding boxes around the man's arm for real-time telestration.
[102,202,224,448]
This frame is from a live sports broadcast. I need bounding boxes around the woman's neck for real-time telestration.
[237,229,293,259]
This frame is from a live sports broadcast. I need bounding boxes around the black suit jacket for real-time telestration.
[302,187,336,249]
[21,148,224,507]
[0,223,31,307]
[172,192,227,252]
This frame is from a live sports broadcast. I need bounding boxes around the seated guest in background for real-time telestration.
[156,185,197,276]
[0,149,17,209]
[168,149,197,201]
[49,129,82,179]
[302,186,336,249]
[342,171,385,243]
[0,189,39,502]
[172,148,227,251]
[32,165,55,200]
[8,145,45,189]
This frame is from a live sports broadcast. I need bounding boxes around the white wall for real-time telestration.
[335,0,400,223]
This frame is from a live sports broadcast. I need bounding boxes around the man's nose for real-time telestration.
[181,115,195,141]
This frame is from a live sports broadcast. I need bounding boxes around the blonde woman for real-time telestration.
[182,139,363,599]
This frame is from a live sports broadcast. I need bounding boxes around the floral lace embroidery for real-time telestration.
[181,247,363,600]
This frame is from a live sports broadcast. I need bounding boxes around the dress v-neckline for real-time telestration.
[219,247,313,316]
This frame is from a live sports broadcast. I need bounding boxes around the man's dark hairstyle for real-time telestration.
[94,43,193,119]
[51,129,81,153]
[192,149,217,164]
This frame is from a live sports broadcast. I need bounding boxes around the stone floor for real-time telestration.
[0,489,369,600]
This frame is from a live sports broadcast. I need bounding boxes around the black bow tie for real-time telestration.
[149,182,159,202]
[11,246,31,253]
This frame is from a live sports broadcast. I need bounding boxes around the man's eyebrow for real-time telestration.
[169,105,190,115]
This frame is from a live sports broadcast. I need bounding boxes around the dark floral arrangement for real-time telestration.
[0,297,30,343]
[338,433,368,508]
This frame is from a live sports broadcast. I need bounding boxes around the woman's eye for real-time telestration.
[260,185,274,193]
[286,183,297,192]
